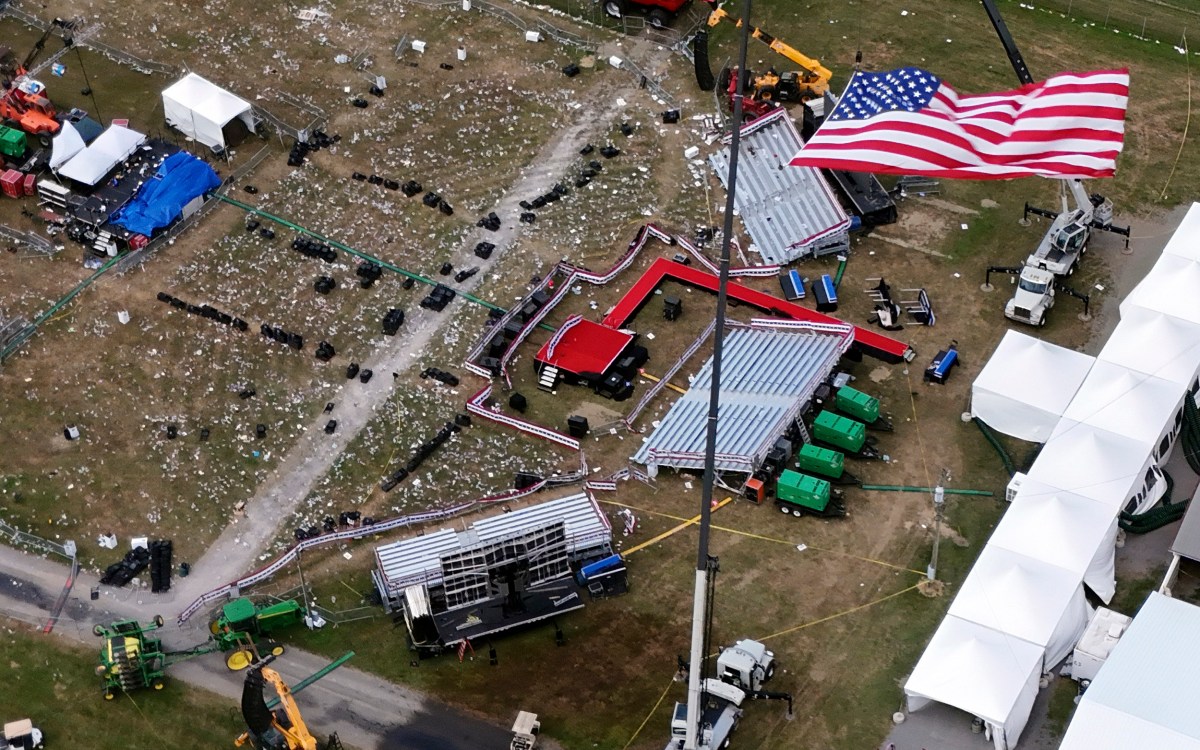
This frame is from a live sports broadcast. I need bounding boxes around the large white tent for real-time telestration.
[1121,254,1200,326]
[56,124,146,186]
[1060,593,1200,750]
[1026,419,1154,511]
[162,73,256,151]
[990,476,1119,603]
[1161,203,1200,262]
[947,546,1091,669]
[1062,359,1185,460]
[905,615,1043,750]
[971,330,1095,442]
[48,120,85,170]
[1098,305,1200,390]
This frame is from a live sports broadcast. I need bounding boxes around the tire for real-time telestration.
[104,691,114,701]
[791,508,803,518]
[647,9,668,28]
[94,624,106,637]
[1066,263,1074,276]
[778,505,790,514]
[152,678,165,691]
[758,85,777,102]
[153,615,165,628]
[270,643,286,657]
[717,66,733,93]
[1038,316,1047,327]
[604,0,624,18]
[766,662,776,681]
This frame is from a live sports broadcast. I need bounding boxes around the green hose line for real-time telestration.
[217,195,555,329]
[833,257,847,289]
[973,417,1017,477]
[1120,471,1186,534]
[860,485,994,497]
[0,253,123,362]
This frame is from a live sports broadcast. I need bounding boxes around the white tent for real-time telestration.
[990,476,1119,603]
[1098,305,1200,390]
[1121,254,1200,326]
[971,330,1095,442]
[905,615,1043,750]
[162,73,256,151]
[1161,202,1200,262]
[56,124,146,186]
[48,120,85,169]
[1060,593,1200,750]
[947,545,1091,669]
[1026,419,1154,511]
[1062,360,1185,460]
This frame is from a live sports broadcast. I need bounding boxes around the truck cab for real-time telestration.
[510,711,540,750]
[1004,267,1056,326]
[666,679,745,750]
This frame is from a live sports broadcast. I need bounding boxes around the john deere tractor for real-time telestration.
[211,598,304,670]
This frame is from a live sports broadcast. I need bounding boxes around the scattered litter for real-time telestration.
[960,223,969,230]
[1095,284,1105,291]
[98,533,118,549]
[796,544,807,552]
[342,551,353,560]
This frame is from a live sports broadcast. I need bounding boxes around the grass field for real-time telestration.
[0,619,242,750]
[0,0,1195,747]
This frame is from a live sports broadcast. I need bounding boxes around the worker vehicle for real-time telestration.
[794,443,860,487]
[716,639,775,691]
[601,0,690,29]
[0,18,72,138]
[236,655,344,750]
[703,3,832,118]
[0,719,43,750]
[510,711,541,750]
[775,470,846,519]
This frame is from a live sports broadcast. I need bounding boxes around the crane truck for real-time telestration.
[974,0,1130,327]
[705,3,832,118]
[666,638,781,750]
[0,18,72,139]
[0,720,43,750]
[987,179,1129,326]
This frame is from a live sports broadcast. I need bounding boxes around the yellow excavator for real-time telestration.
[704,4,833,117]
[236,655,345,750]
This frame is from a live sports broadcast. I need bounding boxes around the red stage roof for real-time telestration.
[536,317,634,376]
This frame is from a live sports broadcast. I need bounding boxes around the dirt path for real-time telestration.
[163,73,661,611]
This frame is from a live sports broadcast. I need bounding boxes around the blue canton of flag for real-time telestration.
[828,67,942,122]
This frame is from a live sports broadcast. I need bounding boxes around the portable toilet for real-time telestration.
[795,443,845,480]
[0,125,26,161]
[812,411,865,453]
[835,386,879,425]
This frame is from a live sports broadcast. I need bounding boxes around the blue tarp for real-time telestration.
[111,151,220,237]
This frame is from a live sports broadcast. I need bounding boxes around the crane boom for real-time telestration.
[707,7,832,84]
[17,18,70,74]
[979,0,1033,85]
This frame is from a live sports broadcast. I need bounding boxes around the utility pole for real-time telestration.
[927,469,950,581]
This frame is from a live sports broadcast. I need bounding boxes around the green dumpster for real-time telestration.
[776,470,845,517]
[812,410,866,453]
[795,443,845,480]
[0,125,27,161]
[835,385,879,424]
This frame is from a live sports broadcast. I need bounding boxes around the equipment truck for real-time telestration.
[0,720,43,750]
[987,179,1128,327]
[510,711,541,750]
[666,639,777,750]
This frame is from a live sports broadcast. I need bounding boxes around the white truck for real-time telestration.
[989,179,1128,327]
[509,711,540,750]
[0,720,44,750]
[665,638,779,750]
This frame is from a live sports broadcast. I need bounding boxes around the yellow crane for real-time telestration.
[707,5,832,111]
[235,654,347,750]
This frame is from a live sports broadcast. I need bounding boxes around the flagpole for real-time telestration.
[682,0,753,747]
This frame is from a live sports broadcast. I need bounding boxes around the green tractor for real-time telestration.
[210,598,305,670]
[776,470,846,519]
[93,616,171,700]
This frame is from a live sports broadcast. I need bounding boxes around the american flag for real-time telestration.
[789,66,1129,179]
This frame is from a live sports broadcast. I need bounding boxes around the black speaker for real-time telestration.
[509,392,528,413]
[562,63,580,77]
[693,30,716,91]
[567,415,589,438]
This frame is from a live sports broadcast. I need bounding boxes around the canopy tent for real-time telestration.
[162,73,256,151]
[56,124,146,186]
[110,151,220,237]
[948,545,1091,669]
[48,120,85,169]
[1060,593,1200,750]
[905,615,1043,750]
[1121,254,1200,326]
[1026,419,1154,511]
[991,476,1119,603]
[971,330,1095,442]
[1161,202,1200,262]
[1098,305,1200,390]
[1062,360,1185,460]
